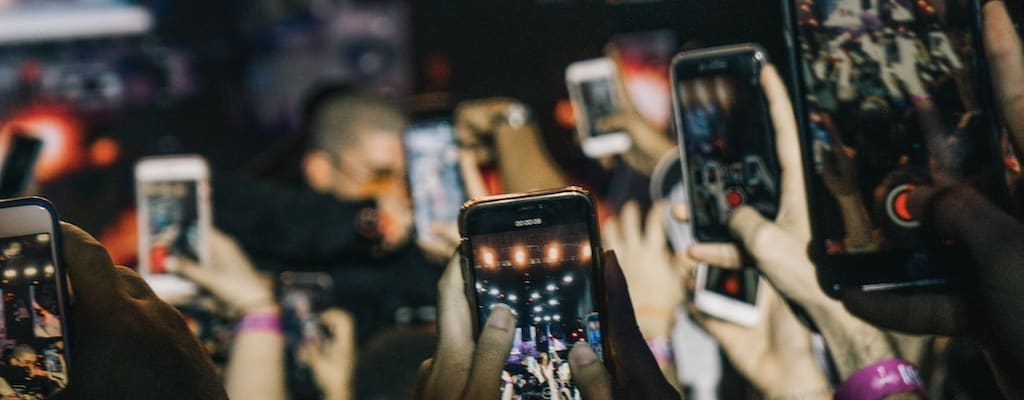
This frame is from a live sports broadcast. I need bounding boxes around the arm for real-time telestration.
[492,121,569,192]
[225,305,287,400]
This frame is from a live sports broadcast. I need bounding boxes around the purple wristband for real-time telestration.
[835,358,926,400]
[235,312,282,336]
[645,338,674,365]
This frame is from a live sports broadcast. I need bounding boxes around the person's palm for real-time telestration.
[692,284,828,396]
[179,229,274,313]
[603,202,684,339]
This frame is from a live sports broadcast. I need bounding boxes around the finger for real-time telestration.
[984,0,1024,156]
[645,202,667,249]
[429,222,461,247]
[459,150,488,199]
[670,203,689,223]
[208,229,248,273]
[601,214,623,251]
[569,343,613,400]
[461,304,515,400]
[620,201,643,247]
[597,113,632,133]
[727,206,796,275]
[761,65,810,235]
[840,290,970,336]
[427,257,474,395]
[413,358,434,400]
[687,243,744,268]
[602,251,680,397]
[60,222,120,308]
[178,258,222,292]
[320,308,355,360]
[689,308,751,355]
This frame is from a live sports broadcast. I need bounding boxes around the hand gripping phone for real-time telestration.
[403,119,466,246]
[459,187,608,399]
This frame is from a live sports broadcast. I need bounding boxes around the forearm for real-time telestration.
[807,300,896,378]
[836,194,878,252]
[225,310,287,400]
[494,124,568,192]
[624,133,674,176]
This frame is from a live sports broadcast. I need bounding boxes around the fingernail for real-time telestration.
[487,303,513,330]
[570,342,597,366]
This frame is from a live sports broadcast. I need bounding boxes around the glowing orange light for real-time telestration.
[481,249,496,268]
[513,247,527,266]
[1,106,84,182]
[580,243,592,261]
[553,99,576,130]
[546,243,560,263]
[89,136,120,168]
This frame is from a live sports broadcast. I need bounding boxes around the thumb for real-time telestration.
[178,259,221,292]
[727,206,791,276]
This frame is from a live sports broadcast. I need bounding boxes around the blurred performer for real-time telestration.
[213,85,440,342]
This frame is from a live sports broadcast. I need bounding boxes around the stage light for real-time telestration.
[543,316,551,322]
[546,243,560,263]
[553,314,561,321]
[546,283,557,292]
[3,269,15,279]
[508,294,518,302]
[530,292,541,300]
[513,247,527,266]
[23,267,37,277]
[534,316,542,323]
[489,288,500,296]
[548,299,558,306]
[481,249,496,268]
[35,234,48,243]
[562,274,573,283]
[43,265,54,275]
[533,306,543,312]
[580,243,592,261]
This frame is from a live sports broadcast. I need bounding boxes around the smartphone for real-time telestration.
[566,58,632,158]
[650,151,764,325]
[0,197,71,397]
[403,120,466,245]
[693,265,763,326]
[783,0,1006,295]
[280,271,334,400]
[671,44,780,243]
[459,187,608,399]
[0,132,43,198]
[135,155,211,299]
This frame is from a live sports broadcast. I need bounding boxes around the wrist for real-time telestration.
[834,358,925,400]
[236,311,282,336]
[766,388,833,400]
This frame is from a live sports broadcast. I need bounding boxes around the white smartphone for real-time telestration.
[566,58,632,158]
[135,155,211,299]
[693,264,763,326]
[0,197,71,397]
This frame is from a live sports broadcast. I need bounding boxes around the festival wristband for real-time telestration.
[645,338,674,365]
[834,358,925,400]
[236,312,282,336]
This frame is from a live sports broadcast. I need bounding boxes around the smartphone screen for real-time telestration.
[579,77,620,138]
[703,266,759,305]
[281,272,333,400]
[790,0,1002,291]
[0,133,43,198]
[673,46,779,242]
[141,180,200,274]
[0,232,67,397]
[404,120,465,243]
[462,190,604,399]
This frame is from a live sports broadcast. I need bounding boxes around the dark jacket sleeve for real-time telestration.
[211,172,378,263]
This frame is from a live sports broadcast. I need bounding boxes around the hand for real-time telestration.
[813,113,860,197]
[52,223,227,400]
[601,46,675,175]
[602,202,683,339]
[416,222,461,265]
[179,229,275,314]
[690,279,830,398]
[300,309,356,400]
[454,98,524,167]
[687,65,899,378]
[415,253,680,399]
[376,184,414,252]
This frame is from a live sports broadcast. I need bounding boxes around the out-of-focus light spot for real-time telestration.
[546,283,557,292]
[533,306,543,312]
[508,294,518,302]
[580,243,592,261]
[546,243,560,263]
[35,234,49,243]
[481,249,496,268]
[489,288,500,296]
[562,274,573,284]
[43,265,54,275]
[3,269,16,279]
[513,247,527,266]
[543,316,551,322]
[548,299,558,306]
[24,267,37,277]
[89,136,120,167]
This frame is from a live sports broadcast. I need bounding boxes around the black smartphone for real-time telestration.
[403,119,466,245]
[280,272,334,400]
[459,187,607,399]
[0,132,43,199]
[671,44,781,242]
[0,197,71,398]
[783,0,1006,295]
